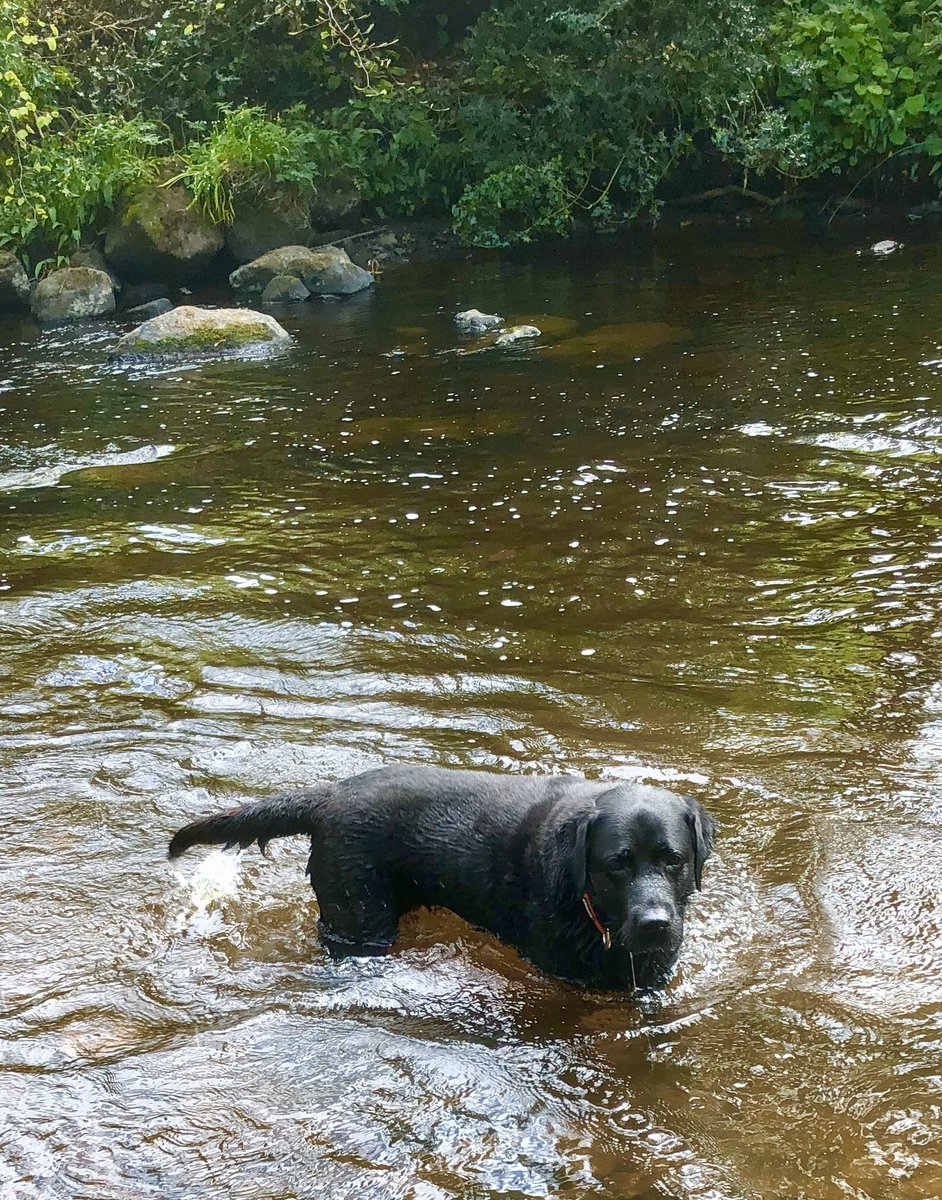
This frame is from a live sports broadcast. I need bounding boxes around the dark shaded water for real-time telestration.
[2,221,941,1199]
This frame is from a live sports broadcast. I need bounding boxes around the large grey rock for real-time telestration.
[111,304,291,361]
[261,274,310,303]
[31,267,116,322]
[0,250,30,309]
[227,199,313,264]
[104,184,223,283]
[455,308,502,334]
[229,244,373,296]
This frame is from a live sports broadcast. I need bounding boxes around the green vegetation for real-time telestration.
[3,0,942,265]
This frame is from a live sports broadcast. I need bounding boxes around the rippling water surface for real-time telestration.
[2,221,941,1199]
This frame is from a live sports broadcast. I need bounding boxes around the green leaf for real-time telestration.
[903,93,926,115]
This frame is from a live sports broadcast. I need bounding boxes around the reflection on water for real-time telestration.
[1,220,941,1199]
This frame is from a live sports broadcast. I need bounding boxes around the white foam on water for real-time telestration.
[0,443,176,492]
[170,848,244,936]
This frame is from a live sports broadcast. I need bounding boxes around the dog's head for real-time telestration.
[565,784,715,990]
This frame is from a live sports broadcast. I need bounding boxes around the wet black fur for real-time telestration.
[168,765,716,991]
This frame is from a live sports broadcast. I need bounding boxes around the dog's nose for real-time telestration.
[637,909,672,942]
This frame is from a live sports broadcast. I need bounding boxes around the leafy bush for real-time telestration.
[452,160,571,247]
[0,0,162,261]
[330,85,458,214]
[769,0,942,171]
[0,114,161,263]
[438,0,769,243]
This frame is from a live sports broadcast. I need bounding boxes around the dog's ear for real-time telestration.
[685,798,716,890]
[560,804,598,896]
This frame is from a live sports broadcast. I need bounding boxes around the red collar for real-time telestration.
[582,891,612,950]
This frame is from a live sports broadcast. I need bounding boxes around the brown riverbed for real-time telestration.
[1,219,941,1199]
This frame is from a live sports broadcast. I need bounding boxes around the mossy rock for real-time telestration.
[104,184,224,283]
[111,305,291,362]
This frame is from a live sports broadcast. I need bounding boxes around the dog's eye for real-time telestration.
[606,850,633,873]
[662,851,685,870]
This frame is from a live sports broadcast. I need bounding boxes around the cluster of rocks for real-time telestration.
[454,309,542,347]
[0,181,382,360]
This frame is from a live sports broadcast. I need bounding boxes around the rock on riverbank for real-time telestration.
[31,267,116,322]
[229,244,373,296]
[0,250,30,309]
[104,184,224,283]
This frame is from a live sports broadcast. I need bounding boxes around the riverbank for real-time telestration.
[0,193,934,340]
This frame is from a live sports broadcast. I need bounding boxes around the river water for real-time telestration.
[1,220,941,1199]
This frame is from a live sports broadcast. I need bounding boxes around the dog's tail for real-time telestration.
[168,786,332,860]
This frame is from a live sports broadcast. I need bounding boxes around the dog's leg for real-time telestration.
[307,850,401,956]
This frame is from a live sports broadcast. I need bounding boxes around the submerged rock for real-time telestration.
[229,244,373,296]
[111,305,291,361]
[104,184,224,283]
[495,324,541,346]
[870,239,901,256]
[261,274,310,303]
[547,321,687,359]
[0,250,30,309]
[907,200,942,222]
[31,267,116,322]
[455,308,502,334]
[227,199,313,264]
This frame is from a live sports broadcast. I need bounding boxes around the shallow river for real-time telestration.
[2,220,941,1200]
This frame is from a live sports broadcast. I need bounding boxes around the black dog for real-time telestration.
[169,765,716,991]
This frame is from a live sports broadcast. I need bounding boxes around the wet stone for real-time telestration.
[261,275,311,304]
[0,249,30,309]
[230,244,373,297]
[456,308,503,334]
[495,324,541,346]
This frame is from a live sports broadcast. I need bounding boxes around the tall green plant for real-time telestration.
[170,106,342,223]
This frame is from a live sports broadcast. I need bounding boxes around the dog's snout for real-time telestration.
[636,907,673,942]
